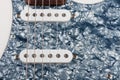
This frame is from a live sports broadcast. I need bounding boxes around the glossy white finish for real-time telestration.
[19,49,73,63]
[20,7,71,22]
[72,0,104,4]
[0,0,12,58]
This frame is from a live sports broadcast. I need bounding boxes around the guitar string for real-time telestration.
[56,0,65,78]
[64,0,69,76]
[41,0,44,80]
[65,0,72,78]
[55,0,60,78]
[24,0,67,80]
[33,0,37,80]
[26,0,30,79]
[48,0,52,80]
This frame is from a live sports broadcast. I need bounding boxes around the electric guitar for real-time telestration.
[1,0,119,80]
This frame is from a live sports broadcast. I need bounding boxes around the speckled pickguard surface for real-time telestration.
[0,0,120,80]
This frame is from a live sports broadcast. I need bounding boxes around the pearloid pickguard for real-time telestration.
[0,0,120,80]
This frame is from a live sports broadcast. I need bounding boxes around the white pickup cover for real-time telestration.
[72,0,104,4]
[20,7,71,22]
[19,49,73,63]
[0,0,12,58]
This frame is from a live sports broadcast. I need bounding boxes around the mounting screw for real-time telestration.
[16,13,21,18]
[73,54,78,59]
[14,54,20,60]
[71,14,75,18]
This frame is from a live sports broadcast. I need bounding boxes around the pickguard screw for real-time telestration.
[15,54,20,60]
[73,54,78,59]
[16,13,21,18]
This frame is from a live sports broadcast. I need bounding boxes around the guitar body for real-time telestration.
[0,0,120,80]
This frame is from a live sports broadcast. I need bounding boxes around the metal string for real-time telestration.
[56,0,59,48]
[64,0,70,78]
[48,0,52,80]
[26,0,30,79]
[56,0,66,78]
[33,0,37,80]
[41,0,44,80]
[55,0,60,78]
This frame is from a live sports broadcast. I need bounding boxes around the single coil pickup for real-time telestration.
[20,8,72,22]
[19,49,73,63]
[25,0,66,6]
[72,0,104,4]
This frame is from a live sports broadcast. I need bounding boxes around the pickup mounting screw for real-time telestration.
[17,13,21,18]
[73,54,78,59]
[13,54,20,60]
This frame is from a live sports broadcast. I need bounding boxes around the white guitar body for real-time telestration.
[0,0,12,58]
